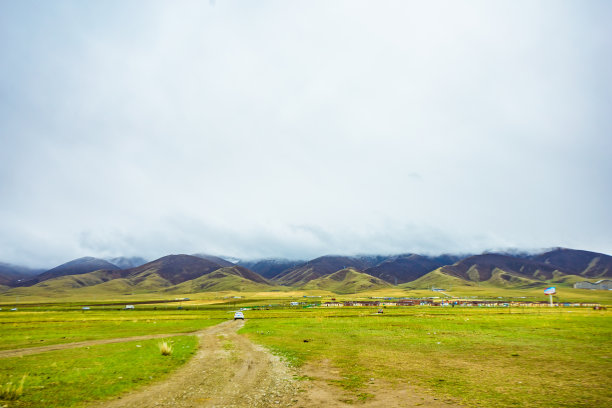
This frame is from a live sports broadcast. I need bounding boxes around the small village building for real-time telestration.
[315,299,599,308]
[343,301,380,307]
[321,302,343,307]
[397,300,420,306]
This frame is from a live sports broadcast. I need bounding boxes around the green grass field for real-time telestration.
[0,335,197,408]
[0,309,227,351]
[0,306,228,407]
[240,307,612,407]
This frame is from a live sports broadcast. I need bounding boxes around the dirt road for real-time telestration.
[89,321,461,408]
[92,320,297,408]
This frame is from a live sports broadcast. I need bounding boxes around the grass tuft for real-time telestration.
[0,374,27,400]
[158,340,173,356]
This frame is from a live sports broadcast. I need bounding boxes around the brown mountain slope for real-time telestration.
[364,254,458,284]
[238,259,305,279]
[439,253,565,282]
[126,255,225,285]
[20,257,120,286]
[531,248,612,278]
[272,256,375,286]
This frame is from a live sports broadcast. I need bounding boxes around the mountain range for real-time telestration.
[0,262,43,286]
[0,247,610,296]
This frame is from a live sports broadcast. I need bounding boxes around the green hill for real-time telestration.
[484,268,545,288]
[401,269,474,290]
[164,266,274,293]
[28,269,128,291]
[301,268,392,294]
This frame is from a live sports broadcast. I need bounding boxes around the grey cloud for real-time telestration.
[0,1,611,267]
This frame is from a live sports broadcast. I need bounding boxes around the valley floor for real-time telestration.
[1,318,461,408]
[1,306,609,407]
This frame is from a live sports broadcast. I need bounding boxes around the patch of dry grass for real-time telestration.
[158,340,173,356]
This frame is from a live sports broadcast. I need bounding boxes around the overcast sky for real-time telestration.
[1,1,611,267]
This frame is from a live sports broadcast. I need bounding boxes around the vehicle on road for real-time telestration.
[234,311,244,320]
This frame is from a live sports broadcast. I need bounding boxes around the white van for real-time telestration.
[234,311,244,320]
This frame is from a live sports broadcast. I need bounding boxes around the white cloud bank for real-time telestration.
[0,1,610,267]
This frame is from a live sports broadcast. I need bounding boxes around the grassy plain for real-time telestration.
[241,307,612,407]
[0,309,227,351]
[0,335,197,408]
[0,305,228,407]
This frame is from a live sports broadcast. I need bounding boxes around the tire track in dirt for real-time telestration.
[91,320,297,408]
